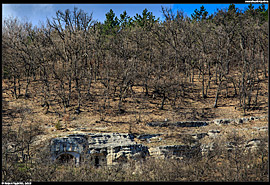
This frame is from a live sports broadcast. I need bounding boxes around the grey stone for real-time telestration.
[191,133,208,140]
[253,126,268,131]
[150,143,201,159]
[147,121,209,127]
[136,134,162,142]
[213,116,265,125]
[200,143,215,155]
[245,139,261,149]
[207,130,221,138]
[50,133,149,166]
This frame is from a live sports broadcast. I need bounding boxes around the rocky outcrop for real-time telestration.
[50,133,149,166]
[48,114,267,166]
[191,130,221,140]
[50,134,88,164]
[147,121,209,127]
[200,142,216,156]
[136,134,163,143]
[191,133,208,140]
[213,116,267,125]
[252,126,268,132]
[50,132,203,165]
[147,115,267,128]
[201,138,266,156]
[245,139,263,151]
[207,130,221,138]
[149,143,201,159]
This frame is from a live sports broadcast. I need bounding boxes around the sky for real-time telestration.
[2,3,268,27]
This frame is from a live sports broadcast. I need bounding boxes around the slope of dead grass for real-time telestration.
[2,70,268,145]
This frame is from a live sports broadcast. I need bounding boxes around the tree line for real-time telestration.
[2,4,268,116]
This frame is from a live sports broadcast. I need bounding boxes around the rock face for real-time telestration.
[136,134,162,143]
[50,134,88,164]
[49,115,267,166]
[50,133,149,166]
[149,143,201,159]
[50,132,203,166]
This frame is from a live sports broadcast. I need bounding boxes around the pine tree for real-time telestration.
[256,4,268,22]
[134,8,159,29]
[191,5,209,21]
[119,10,133,29]
[103,9,119,35]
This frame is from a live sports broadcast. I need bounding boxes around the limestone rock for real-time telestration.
[149,144,201,159]
[200,142,215,155]
[207,130,221,138]
[136,134,162,143]
[50,133,149,166]
[245,139,261,150]
[213,118,234,125]
[214,116,266,125]
[253,126,268,132]
[191,133,208,140]
[147,121,209,127]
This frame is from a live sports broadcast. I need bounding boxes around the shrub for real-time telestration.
[55,120,62,130]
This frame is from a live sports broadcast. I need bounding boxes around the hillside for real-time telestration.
[2,72,268,181]
[2,5,268,182]
[2,70,268,135]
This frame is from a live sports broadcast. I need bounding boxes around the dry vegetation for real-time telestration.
[2,5,269,182]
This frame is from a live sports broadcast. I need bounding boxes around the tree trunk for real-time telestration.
[67,78,72,108]
[213,81,222,108]
[12,76,18,99]
[25,76,30,98]
[202,73,207,98]
[160,93,166,110]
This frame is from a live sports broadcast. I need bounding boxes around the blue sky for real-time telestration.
[2,4,268,26]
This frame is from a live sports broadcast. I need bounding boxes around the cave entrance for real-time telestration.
[94,156,100,167]
[56,153,75,164]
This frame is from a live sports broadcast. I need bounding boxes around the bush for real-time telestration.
[55,120,62,130]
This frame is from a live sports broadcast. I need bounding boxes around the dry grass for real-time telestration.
[2,70,268,142]
[2,73,268,182]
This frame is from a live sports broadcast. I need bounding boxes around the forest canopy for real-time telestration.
[2,4,268,115]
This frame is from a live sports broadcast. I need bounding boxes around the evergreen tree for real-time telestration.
[134,8,159,29]
[256,4,268,22]
[228,4,237,13]
[119,10,133,29]
[103,9,119,35]
[245,3,256,17]
[191,5,209,21]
